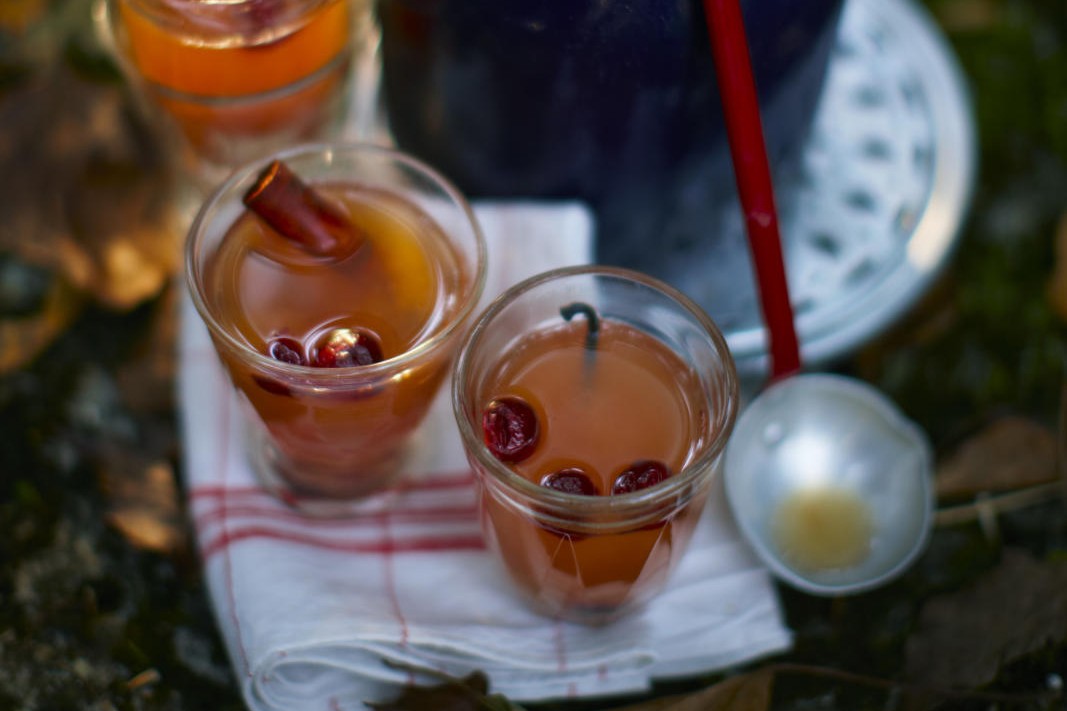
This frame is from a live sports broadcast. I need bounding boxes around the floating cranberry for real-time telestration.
[482,396,539,463]
[266,336,307,365]
[611,460,671,494]
[313,328,384,367]
[540,468,599,496]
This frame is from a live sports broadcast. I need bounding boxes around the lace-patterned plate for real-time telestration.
[691,0,976,376]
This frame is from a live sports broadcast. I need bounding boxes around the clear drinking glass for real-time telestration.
[98,0,366,178]
[452,266,739,623]
[186,142,487,516]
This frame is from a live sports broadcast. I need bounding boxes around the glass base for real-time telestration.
[245,427,411,519]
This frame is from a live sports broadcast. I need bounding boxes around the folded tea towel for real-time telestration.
[178,201,792,710]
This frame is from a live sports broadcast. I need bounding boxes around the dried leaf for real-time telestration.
[1048,211,1067,322]
[905,548,1067,689]
[0,60,182,312]
[613,669,774,711]
[125,668,162,691]
[93,227,177,309]
[935,416,1059,499]
[61,94,185,310]
[368,670,524,711]
[101,455,187,555]
[106,507,183,554]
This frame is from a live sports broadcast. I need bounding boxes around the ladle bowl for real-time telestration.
[723,373,935,596]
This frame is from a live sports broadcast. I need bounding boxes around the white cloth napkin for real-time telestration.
[178,201,792,710]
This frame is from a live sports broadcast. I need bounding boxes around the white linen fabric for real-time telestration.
[177,201,791,710]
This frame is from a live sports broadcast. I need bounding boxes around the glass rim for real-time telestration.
[112,0,341,33]
[184,140,489,383]
[451,264,740,515]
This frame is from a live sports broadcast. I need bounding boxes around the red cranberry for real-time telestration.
[540,468,599,496]
[611,460,671,494]
[313,328,384,367]
[536,467,597,539]
[266,336,307,365]
[482,396,539,463]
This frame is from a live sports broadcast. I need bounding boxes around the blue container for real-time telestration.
[377,0,844,278]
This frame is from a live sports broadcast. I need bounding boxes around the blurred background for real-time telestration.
[0,0,1065,708]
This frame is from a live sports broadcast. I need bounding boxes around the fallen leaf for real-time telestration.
[935,416,1059,499]
[61,90,185,310]
[125,668,162,691]
[905,548,1067,689]
[94,228,177,310]
[613,669,774,711]
[106,507,184,554]
[368,670,524,711]
[0,59,182,312]
[0,49,183,369]
[100,454,187,555]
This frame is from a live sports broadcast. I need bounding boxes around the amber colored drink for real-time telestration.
[482,319,710,615]
[453,266,738,623]
[488,321,704,494]
[207,185,466,498]
[111,0,354,166]
[187,144,486,513]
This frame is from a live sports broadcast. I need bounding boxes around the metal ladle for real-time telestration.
[703,0,935,595]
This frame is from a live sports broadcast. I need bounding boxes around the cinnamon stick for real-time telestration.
[242,159,364,260]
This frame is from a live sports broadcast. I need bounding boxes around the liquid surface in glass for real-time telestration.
[478,318,712,619]
[203,182,468,498]
[488,319,705,490]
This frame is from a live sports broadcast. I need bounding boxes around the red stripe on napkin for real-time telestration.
[188,469,476,502]
[201,526,486,560]
[193,502,478,531]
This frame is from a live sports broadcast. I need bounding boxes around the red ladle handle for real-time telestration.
[703,0,801,380]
